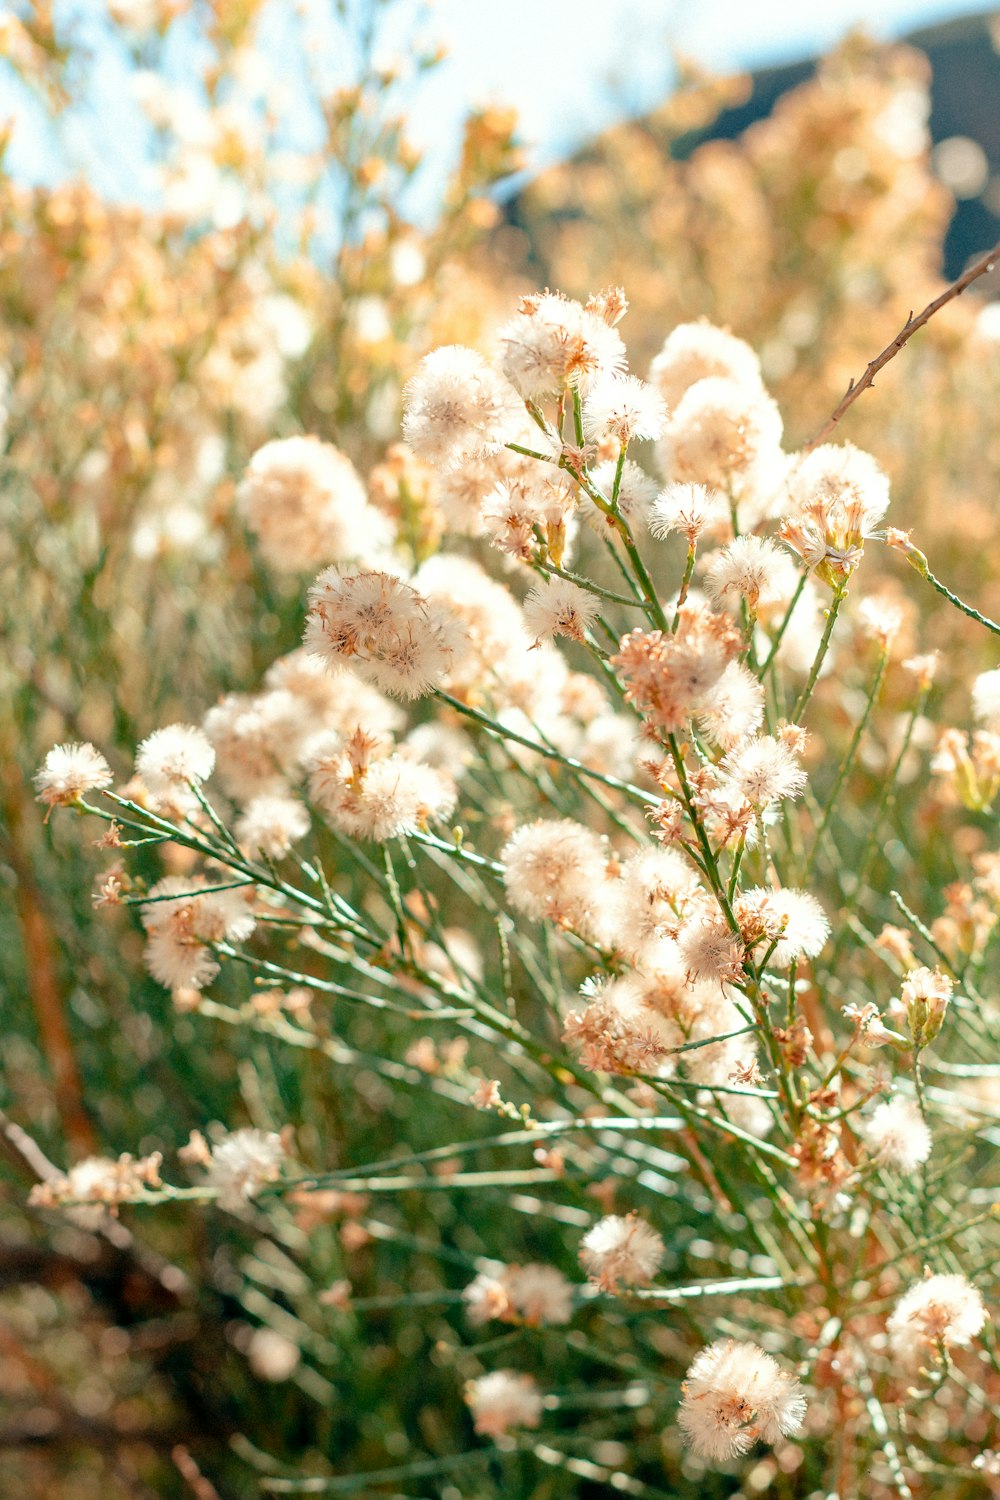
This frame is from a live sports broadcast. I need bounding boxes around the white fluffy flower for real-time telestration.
[678,1339,806,1463]
[465,1370,543,1438]
[35,743,112,811]
[863,1096,932,1171]
[582,373,666,444]
[237,436,391,573]
[649,320,763,407]
[235,794,310,859]
[696,661,765,750]
[304,568,456,700]
[402,346,524,468]
[501,819,612,943]
[649,482,728,544]
[206,1128,285,1210]
[310,747,455,843]
[887,1273,987,1369]
[523,577,600,644]
[658,377,783,494]
[972,668,1000,731]
[497,291,626,397]
[704,535,796,611]
[136,724,215,792]
[736,887,830,968]
[140,875,256,993]
[464,1263,573,1327]
[579,1213,664,1290]
[720,734,807,811]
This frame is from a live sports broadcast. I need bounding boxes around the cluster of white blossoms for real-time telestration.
[28,1151,164,1213]
[38,280,997,1477]
[238,436,392,574]
[464,1262,574,1327]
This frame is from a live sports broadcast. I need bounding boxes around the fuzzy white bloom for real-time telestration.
[136,724,215,792]
[677,913,745,985]
[782,442,890,575]
[720,734,807,811]
[203,689,313,803]
[497,291,626,398]
[788,442,890,533]
[649,320,763,407]
[206,1128,285,1210]
[696,661,765,750]
[887,1273,987,1369]
[501,819,611,943]
[658,377,783,495]
[523,577,600,644]
[579,1213,664,1290]
[972,667,1000,732]
[465,1370,544,1438]
[649,482,728,544]
[310,748,456,843]
[856,596,905,648]
[704,535,794,611]
[582,373,666,444]
[613,846,703,959]
[465,1263,573,1327]
[736,887,830,968]
[235,794,310,859]
[587,459,658,532]
[863,1096,932,1171]
[402,345,524,468]
[678,1339,806,1463]
[237,436,391,573]
[140,875,256,992]
[304,568,456,700]
[35,743,112,811]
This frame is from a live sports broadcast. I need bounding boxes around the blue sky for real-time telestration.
[417,0,989,170]
[4,0,989,215]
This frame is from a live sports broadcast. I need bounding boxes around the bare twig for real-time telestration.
[805,240,1000,452]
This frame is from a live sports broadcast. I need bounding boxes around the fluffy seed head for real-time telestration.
[497,291,626,397]
[888,1273,987,1369]
[649,320,763,407]
[863,1096,932,1171]
[402,345,525,468]
[704,535,796,611]
[582,373,667,444]
[237,436,390,572]
[649,482,728,544]
[658,377,783,494]
[465,1370,544,1438]
[305,568,455,700]
[720,734,807,811]
[234,794,310,859]
[678,1339,806,1463]
[501,818,612,941]
[206,1128,285,1210]
[523,577,600,644]
[35,743,112,810]
[579,1213,664,1290]
[136,724,215,792]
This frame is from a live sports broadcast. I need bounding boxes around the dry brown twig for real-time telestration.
[805,238,1000,452]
